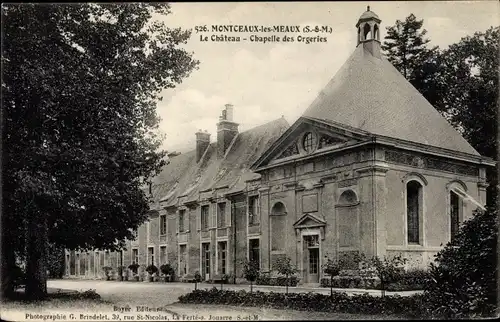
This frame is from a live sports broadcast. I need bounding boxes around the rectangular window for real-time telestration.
[201,205,209,231]
[179,210,185,232]
[217,203,226,228]
[160,246,167,265]
[248,195,259,225]
[248,239,260,269]
[450,191,461,242]
[179,245,187,275]
[218,242,227,275]
[160,215,167,235]
[202,243,210,278]
[407,182,421,244]
[132,249,139,264]
[148,247,155,266]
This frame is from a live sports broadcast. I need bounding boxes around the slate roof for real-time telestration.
[150,118,289,206]
[302,43,480,156]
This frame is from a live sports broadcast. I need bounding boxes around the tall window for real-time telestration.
[249,239,260,268]
[148,247,155,265]
[217,203,226,228]
[201,205,209,230]
[407,181,422,244]
[179,209,185,232]
[202,243,210,277]
[450,191,461,242]
[248,195,259,225]
[160,246,167,265]
[270,202,286,251]
[303,132,317,153]
[132,249,138,264]
[218,241,227,274]
[179,245,187,275]
[160,215,167,235]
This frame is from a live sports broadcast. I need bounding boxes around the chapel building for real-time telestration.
[64,7,494,284]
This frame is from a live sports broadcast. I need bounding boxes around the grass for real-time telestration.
[1,288,112,313]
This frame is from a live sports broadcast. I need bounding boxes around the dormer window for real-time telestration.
[303,132,317,153]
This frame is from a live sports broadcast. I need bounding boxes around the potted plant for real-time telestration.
[128,263,139,281]
[322,258,341,296]
[102,266,113,280]
[194,271,202,290]
[146,264,159,282]
[160,263,175,282]
[243,260,260,293]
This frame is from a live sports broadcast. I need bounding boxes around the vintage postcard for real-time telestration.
[2,1,499,321]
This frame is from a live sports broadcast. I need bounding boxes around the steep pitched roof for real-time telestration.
[150,118,289,206]
[302,44,480,156]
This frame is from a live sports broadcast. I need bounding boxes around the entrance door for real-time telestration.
[304,235,320,283]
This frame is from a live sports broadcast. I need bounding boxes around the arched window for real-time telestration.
[406,181,422,244]
[271,202,287,251]
[373,24,379,41]
[450,190,461,242]
[363,23,372,41]
[337,190,359,248]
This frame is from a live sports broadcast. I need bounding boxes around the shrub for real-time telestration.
[78,289,101,300]
[178,288,431,318]
[370,254,407,297]
[424,207,497,319]
[102,266,113,280]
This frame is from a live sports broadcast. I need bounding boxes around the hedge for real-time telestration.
[320,268,431,291]
[178,287,430,318]
[256,275,299,287]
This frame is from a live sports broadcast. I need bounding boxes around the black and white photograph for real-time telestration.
[1,1,499,321]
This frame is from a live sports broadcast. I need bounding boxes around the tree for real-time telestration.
[382,14,444,110]
[321,258,341,296]
[243,260,260,293]
[2,3,198,299]
[434,27,499,206]
[425,207,497,318]
[272,256,298,295]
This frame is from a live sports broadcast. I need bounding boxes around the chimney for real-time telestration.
[217,104,239,159]
[195,129,210,163]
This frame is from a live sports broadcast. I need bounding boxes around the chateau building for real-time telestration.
[65,8,494,283]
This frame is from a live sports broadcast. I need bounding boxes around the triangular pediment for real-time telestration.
[251,116,370,170]
[293,212,326,228]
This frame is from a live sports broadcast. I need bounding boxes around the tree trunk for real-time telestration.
[330,275,333,297]
[0,234,16,299]
[250,281,253,293]
[25,212,48,300]
[286,274,289,294]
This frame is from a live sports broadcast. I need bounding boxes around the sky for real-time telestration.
[156,1,499,153]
